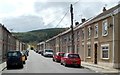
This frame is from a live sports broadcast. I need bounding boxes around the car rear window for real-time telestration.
[59,53,65,57]
[45,50,53,52]
[68,54,80,58]
[7,52,21,57]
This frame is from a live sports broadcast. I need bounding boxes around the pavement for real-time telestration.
[0,62,6,75]
[81,61,120,73]
[0,62,6,71]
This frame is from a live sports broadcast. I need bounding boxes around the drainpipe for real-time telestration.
[110,13,115,68]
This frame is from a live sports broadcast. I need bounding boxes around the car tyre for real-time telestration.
[53,59,55,62]
[23,61,26,64]
[20,64,23,68]
[60,62,63,65]
[7,66,10,69]
[78,65,81,68]
[25,56,27,60]
[64,62,68,67]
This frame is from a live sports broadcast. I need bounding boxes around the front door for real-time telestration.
[94,43,97,64]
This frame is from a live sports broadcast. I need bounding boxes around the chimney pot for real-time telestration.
[75,22,79,26]
[81,18,86,23]
[103,7,106,12]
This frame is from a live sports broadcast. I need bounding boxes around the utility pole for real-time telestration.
[70,4,74,53]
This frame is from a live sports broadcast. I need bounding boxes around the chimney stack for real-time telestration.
[81,18,86,23]
[75,22,79,26]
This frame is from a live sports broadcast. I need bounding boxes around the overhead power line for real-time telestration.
[73,0,80,5]
[45,0,80,28]
[55,9,69,28]
[55,0,80,28]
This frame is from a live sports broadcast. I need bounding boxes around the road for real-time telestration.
[2,50,98,73]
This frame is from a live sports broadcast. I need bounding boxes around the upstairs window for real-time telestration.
[68,35,71,41]
[102,20,108,36]
[77,31,80,41]
[88,26,91,38]
[94,24,98,38]
[82,29,84,40]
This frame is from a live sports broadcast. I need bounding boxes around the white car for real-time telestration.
[43,49,53,57]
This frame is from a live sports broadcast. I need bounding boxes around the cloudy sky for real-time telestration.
[0,0,119,32]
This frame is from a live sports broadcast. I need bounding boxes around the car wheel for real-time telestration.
[78,64,81,68]
[60,61,63,65]
[25,56,27,60]
[64,62,68,67]
[20,64,23,68]
[7,65,10,69]
[53,59,55,62]
[23,61,26,64]
[55,59,57,62]
[56,60,59,62]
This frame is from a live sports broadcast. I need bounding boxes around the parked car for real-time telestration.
[53,52,65,62]
[6,50,23,69]
[61,53,81,67]
[43,49,53,57]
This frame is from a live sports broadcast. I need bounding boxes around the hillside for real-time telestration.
[13,28,67,43]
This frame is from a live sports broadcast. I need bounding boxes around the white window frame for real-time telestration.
[101,44,109,59]
[68,35,71,42]
[88,26,91,39]
[76,44,79,53]
[102,20,108,36]
[82,29,84,40]
[94,23,98,38]
[77,31,80,41]
[87,44,91,58]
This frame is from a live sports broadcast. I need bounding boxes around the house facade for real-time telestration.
[0,23,27,64]
[80,4,120,68]
[0,24,16,63]
[37,4,120,69]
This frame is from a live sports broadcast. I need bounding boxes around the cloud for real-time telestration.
[34,2,71,12]
[34,2,77,27]
[2,15,50,32]
[0,0,119,32]
[33,1,118,28]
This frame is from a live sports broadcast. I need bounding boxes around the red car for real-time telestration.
[53,52,65,62]
[61,53,81,67]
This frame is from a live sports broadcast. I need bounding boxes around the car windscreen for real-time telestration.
[7,52,21,57]
[45,50,53,52]
[68,54,80,58]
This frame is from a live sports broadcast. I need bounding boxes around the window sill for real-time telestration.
[101,58,109,60]
[102,34,108,37]
[82,40,84,42]
[86,57,91,59]
[94,36,98,39]
[87,38,91,40]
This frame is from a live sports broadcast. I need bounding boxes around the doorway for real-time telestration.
[94,43,98,64]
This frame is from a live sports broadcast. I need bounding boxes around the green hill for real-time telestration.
[13,28,67,43]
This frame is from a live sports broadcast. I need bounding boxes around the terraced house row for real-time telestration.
[0,24,27,64]
[37,4,120,69]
